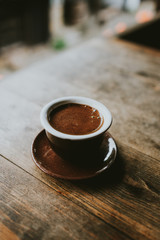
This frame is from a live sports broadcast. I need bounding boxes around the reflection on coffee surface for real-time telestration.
[49,103,103,135]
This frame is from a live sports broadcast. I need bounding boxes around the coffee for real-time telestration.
[49,103,103,135]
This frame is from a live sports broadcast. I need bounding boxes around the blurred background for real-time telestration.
[0,0,160,79]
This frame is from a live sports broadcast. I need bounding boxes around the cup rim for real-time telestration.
[40,96,112,140]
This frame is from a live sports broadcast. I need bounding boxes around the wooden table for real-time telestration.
[0,37,160,240]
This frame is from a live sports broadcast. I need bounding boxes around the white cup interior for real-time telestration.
[40,96,112,140]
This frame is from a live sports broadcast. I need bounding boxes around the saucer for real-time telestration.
[31,130,117,180]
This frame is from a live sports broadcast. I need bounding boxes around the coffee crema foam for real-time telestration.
[48,103,103,135]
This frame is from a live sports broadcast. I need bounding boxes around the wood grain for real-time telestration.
[0,37,160,239]
[0,223,20,240]
[0,142,160,240]
[0,155,132,240]
[1,38,160,159]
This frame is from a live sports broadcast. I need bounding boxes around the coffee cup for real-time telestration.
[40,96,112,160]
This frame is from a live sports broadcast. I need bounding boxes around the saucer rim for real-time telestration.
[31,129,117,180]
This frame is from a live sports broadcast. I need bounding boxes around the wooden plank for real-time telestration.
[0,88,159,239]
[0,223,20,240]
[0,38,160,159]
[0,38,160,239]
[0,138,160,240]
[41,143,160,240]
[0,155,131,240]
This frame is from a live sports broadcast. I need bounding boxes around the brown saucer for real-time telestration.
[31,130,117,180]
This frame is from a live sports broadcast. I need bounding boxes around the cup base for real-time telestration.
[31,130,117,180]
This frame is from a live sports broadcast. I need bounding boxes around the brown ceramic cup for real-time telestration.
[40,96,112,160]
